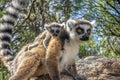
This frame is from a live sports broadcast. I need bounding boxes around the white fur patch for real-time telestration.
[0,23,13,31]
[59,40,80,72]
[6,6,18,14]
[0,49,11,55]
[90,20,97,27]
[4,54,13,60]
[0,41,10,48]
[12,0,23,9]
[3,14,16,22]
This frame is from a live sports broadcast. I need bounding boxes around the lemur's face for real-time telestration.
[45,22,64,36]
[66,19,96,41]
[75,24,91,41]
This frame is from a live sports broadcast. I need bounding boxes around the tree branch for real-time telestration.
[97,3,120,23]
[13,0,36,34]
[105,1,120,14]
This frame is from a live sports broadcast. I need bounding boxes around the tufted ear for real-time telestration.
[90,20,97,27]
[60,22,65,29]
[66,19,76,31]
[44,24,50,30]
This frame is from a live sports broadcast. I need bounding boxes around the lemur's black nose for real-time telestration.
[80,33,89,41]
[53,34,58,36]
[82,36,89,40]
[83,33,89,40]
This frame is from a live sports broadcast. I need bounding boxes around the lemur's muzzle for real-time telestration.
[80,33,89,41]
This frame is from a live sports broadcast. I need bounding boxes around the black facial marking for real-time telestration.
[59,30,70,43]
[56,30,60,33]
[87,28,91,35]
[50,29,54,33]
[80,33,89,41]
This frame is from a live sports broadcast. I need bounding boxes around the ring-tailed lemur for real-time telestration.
[28,22,65,50]
[9,22,66,80]
[0,0,28,70]
[43,22,64,80]
[8,19,96,80]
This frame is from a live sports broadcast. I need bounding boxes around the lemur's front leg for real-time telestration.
[61,62,83,80]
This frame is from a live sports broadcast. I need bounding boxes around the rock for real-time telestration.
[76,56,120,80]
[35,56,120,80]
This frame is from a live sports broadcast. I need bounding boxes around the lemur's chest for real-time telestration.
[59,40,80,72]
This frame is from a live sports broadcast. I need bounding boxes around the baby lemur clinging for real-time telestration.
[28,22,65,50]
[9,22,65,80]
[8,19,96,80]
[29,22,65,80]
[44,22,65,80]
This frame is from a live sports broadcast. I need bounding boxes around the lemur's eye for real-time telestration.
[56,30,60,33]
[76,27,84,34]
[77,29,81,33]
[87,29,91,35]
[50,29,54,33]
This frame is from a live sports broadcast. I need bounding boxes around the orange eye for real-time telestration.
[76,27,83,34]
[77,29,81,33]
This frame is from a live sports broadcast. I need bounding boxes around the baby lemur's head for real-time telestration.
[45,22,64,37]
[66,19,97,42]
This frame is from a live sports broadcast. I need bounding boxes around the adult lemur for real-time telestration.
[0,1,96,80]
[8,19,96,80]
[0,0,28,71]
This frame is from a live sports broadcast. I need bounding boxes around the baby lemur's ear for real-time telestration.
[60,23,65,29]
[44,24,50,30]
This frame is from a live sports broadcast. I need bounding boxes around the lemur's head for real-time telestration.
[66,19,96,41]
[45,22,64,37]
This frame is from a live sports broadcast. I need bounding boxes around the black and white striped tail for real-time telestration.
[0,0,28,62]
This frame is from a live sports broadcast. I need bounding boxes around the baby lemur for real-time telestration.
[9,22,65,80]
[30,22,64,80]
[28,22,65,50]
[44,22,65,80]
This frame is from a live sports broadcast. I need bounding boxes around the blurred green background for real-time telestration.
[0,0,120,79]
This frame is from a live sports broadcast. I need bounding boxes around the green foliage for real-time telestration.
[0,0,120,79]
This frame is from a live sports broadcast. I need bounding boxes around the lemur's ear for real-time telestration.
[44,24,50,30]
[60,22,65,29]
[66,19,76,31]
[90,20,97,27]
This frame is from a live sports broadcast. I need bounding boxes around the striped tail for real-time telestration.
[0,0,28,68]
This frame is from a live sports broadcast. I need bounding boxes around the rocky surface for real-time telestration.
[37,56,120,80]
[77,56,120,80]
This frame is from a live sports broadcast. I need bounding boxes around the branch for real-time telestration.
[105,1,120,14]
[97,3,120,23]
[109,28,120,37]
[13,0,36,34]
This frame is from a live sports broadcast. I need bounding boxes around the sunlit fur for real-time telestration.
[9,22,65,80]
[8,19,96,80]
[28,22,64,50]
[58,19,96,78]
[0,0,28,71]
[44,22,64,80]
